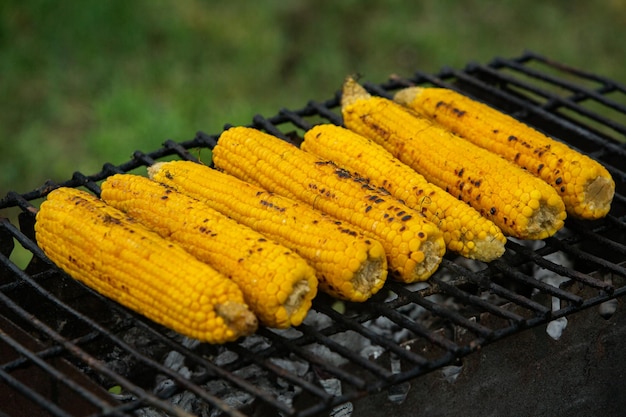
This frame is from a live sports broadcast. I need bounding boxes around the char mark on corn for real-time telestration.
[148,160,388,302]
[35,187,257,344]
[394,86,615,219]
[100,174,318,328]
[211,126,446,283]
[301,124,507,262]
[341,77,567,240]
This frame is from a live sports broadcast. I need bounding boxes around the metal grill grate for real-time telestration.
[1,51,625,417]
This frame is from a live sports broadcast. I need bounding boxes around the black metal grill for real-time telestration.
[1,51,625,417]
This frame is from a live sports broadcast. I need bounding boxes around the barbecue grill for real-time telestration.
[1,51,625,417]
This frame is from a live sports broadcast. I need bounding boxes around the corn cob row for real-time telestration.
[35,187,257,344]
[211,126,446,283]
[100,174,318,329]
[301,124,507,262]
[341,77,567,241]
[148,160,388,302]
[394,86,615,219]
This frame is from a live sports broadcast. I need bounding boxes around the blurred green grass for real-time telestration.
[2,0,625,196]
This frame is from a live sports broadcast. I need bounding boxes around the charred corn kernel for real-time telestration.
[35,187,257,343]
[394,86,615,219]
[100,174,317,328]
[148,161,387,302]
[212,126,446,283]
[301,124,507,262]
[342,77,567,240]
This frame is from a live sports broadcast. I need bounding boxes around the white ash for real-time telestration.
[102,325,169,387]
[363,282,430,346]
[213,349,239,367]
[269,357,310,381]
[440,364,463,383]
[144,337,212,416]
[546,317,568,341]
[598,298,618,318]
[386,354,411,404]
[298,309,368,368]
[360,344,385,361]
[513,236,573,341]
[596,269,621,319]
[128,273,473,416]
[319,377,354,417]
[204,359,309,417]
[536,246,571,341]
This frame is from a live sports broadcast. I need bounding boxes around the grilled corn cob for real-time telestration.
[394,86,615,219]
[301,124,507,262]
[341,77,567,240]
[35,187,257,344]
[212,126,446,283]
[100,174,317,328]
[148,160,388,302]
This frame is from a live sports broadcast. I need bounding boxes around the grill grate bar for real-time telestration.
[388,283,494,339]
[490,259,583,305]
[103,307,306,415]
[279,108,315,132]
[508,236,617,292]
[0,366,73,417]
[131,150,157,167]
[257,327,369,390]
[369,297,462,355]
[252,114,292,141]
[470,61,626,141]
[547,236,626,279]
[567,218,626,258]
[452,65,626,147]
[427,276,526,324]
[0,331,99,373]
[228,343,332,401]
[435,259,551,316]
[163,139,201,163]
[491,54,626,115]
[0,324,113,412]
[313,301,431,367]
[0,278,216,417]
[298,322,396,381]
[307,100,344,125]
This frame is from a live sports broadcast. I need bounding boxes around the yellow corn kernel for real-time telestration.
[148,161,388,302]
[100,174,317,328]
[212,126,446,283]
[35,187,257,344]
[394,86,615,219]
[301,124,507,262]
[342,77,567,240]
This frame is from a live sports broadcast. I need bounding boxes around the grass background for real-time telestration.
[2,0,626,197]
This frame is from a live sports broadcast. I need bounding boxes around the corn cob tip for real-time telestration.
[393,86,422,106]
[216,301,258,335]
[472,238,506,262]
[284,279,313,316]
[353,247,387,298]
[341,76,371,108]
[147,162,166,178]
[577,175,614,219]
